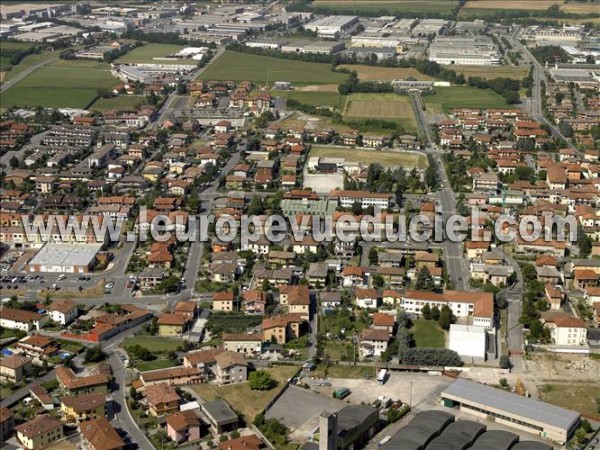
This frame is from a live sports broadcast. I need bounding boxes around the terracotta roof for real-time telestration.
[222,333,263,342]
[184,349,223,366]
[213,291,234,302]
[80,417,125,450]
[166,410,200,432]
[144,382,180,406]
[55,367,110,390]
[0,354,31,370]
[0,308,42,323]
[219,434,264,450]
[60,393,106,413]
[157,313,188,326]
[280,285,310,306]
[0,407,12,424]
[362,328,389,342]
[356,288,379,299]
[372,313,395,327]
[140,366,200,383]
[574,269,599,281]
[541,311,586,328]
[14,415,62,438]
[215,351,248,369]
[48,299,78,314]
[262,313,304,330]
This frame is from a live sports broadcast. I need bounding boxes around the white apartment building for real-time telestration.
[329,190,390,209]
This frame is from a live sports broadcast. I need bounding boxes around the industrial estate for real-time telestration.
[0,0,599,450]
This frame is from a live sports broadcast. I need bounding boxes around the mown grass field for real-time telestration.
[410,318,446,348]
[310,145,428,169]
[343,93,417,131]
[91,95,147,112]
[446,65,529,80]
[2,60,118,109]
[313,0,458,14]
[464,0,563,10]
[339,64,434,81]
[423,86,510,113]
[312,364,375,379]
[540,383,600,421]
[115,43,189,64]
[122,336,183,352]
[273,90,346,108]
[192,365,298,421]
[198,51,349,85]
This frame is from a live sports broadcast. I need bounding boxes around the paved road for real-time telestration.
[498,248,524,354]
[108,352,154,449]
[508,28,582,158]
[410,92,467,290]
[0,57,57,93]
[0,369,56,408]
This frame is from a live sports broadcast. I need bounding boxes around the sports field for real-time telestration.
[274,90,346,109]
[423,86,510,113]
[115,43,190,65]
[446,65,529,80]
[313,0,458,14]
[198,51,349,85]
[310,145,428,169]
[91,95,147,112]
[2,60,118,109]
[343,93,417,131]
[339,64,433,81]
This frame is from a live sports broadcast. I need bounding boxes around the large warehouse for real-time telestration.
[441,379,580,444]
[26,243,103,273]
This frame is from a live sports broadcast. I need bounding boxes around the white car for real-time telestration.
[105,281,115,289]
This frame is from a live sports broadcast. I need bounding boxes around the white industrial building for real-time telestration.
[429,36,500,66]
[304,15,359,38]
[26,243,103,273]
[448,324,487,359]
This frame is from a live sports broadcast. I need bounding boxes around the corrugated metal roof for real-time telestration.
[442,379,580,430]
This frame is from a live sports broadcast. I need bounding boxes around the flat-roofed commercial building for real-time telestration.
[26,243,102,273]
[441,379,580,444]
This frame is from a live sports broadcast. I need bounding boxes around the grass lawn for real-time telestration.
[273,90,346,109]
[314,0,458,14]
[343,92,418,132]
[310,145,428,169]
[115,43,189,64]
[423,86,510,114]
[339,64,434,81]
[56,339,85,354]
[123,336,183,353]
[137,358,176,372]
[198,51,349,85]
[91,95,147,112]
[410,318,445,348]
[2,60,118,109]
[191,365,299,422]
[447,65,529,81]
[2,50,58,82]
[312,364,375,379]
[324,340,355,361]
[540,383,600,421]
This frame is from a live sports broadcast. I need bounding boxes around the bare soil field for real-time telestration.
[338,64,434,81]
[346,100,412,119]
[297,84,340,92]
[464,0,564,9]
[561,1,600,13]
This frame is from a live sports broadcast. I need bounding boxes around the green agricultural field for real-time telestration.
[91,95,147,112]
[1,50,58,82]
[448,65,529,81]
[343,92,418,132]
[198,51,349,85]
[115,43,189,64]
[423,86,510,113]
[410,318,445,348]
[2,60,118,109]
[313,0,459,14]
[310,145,428,169]
[273,90,346,108]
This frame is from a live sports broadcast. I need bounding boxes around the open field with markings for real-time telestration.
[343,93,417,131]
[310,145,428,169]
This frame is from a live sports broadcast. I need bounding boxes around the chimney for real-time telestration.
[319,411,337,450]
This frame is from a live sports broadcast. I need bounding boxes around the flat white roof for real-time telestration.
[29,243,102,268]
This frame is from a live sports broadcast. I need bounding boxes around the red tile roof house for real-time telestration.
[166,410,201,444]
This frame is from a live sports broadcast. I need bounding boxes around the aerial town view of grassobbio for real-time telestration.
[0,0,599,449]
